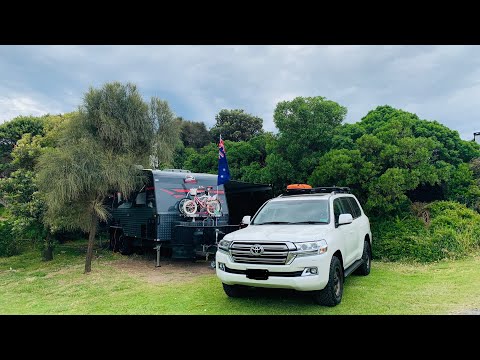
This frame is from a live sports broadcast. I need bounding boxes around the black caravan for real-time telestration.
[108,169,272,265]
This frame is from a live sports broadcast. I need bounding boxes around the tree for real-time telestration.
[178,118,211,149]
[308,149,378,203]
[210,109,264,142]
[37,82,177,273]
[0,170,48,256]
[0,113,74,260]
[0,115,46,177]
[470,157,480,211]
[150,98,181,168]
[183,134,272,184]
[171,143,195,170]
[271,96,347,185]
[309,105,480,216]
[470,157,480,181]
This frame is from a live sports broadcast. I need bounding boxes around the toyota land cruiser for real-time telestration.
[215,186,372,306]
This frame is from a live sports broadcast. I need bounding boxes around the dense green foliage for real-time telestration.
[210,109,264,142]
[150,98,181,167]
[184,134,272,184]
[470,157,480,211]
[0,114,75,258]
[272,96,347,182]
[373,201,480,262]
[0,220,18,257]
[0,115,46,177]
[309,106,480,215]
[36,82,180,272]
[1,87,479,265]
[177,117,211,150]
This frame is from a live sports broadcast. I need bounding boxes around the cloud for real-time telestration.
[0,45,479,140]
[0,92,63,122]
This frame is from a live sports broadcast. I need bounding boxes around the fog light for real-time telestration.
[218,262,226,271]
[302,267,318,276]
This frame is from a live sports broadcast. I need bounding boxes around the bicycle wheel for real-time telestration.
[183,199,198,215]
[206,200,221,215]
[178,198,188,214]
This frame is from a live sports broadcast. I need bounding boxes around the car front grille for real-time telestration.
[230,242,290,265]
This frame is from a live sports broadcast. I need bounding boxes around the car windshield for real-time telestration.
[252,199,329,225]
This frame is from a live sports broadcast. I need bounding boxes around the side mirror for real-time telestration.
[241,215,251,226]
[338,213,353,226]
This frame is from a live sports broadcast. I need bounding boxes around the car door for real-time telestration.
[346,196,366,260]
[333,198,355,268]
[339,196,358,264]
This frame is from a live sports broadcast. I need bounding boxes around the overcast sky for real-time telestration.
[0,45,479,140]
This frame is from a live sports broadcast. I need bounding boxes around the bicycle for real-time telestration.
[181,186,221,216]
[178,186,206,214]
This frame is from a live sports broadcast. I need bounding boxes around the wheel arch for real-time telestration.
[364,234,372,257]
[333,250,344,271]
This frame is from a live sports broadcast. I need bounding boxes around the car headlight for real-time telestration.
[218,239,232,253]
[295,240,328,256]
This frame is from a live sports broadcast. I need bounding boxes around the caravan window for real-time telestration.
[135,192,147,207]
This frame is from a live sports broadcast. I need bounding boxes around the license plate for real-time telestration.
[246,269,269,280]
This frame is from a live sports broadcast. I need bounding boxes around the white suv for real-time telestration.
[215,187,372,306]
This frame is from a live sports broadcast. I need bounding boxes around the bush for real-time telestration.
[0,220,20,257]
[372,201,480,262]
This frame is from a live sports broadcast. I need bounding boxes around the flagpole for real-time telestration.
[217,135,220,227]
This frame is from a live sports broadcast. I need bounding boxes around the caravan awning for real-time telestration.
[224,180,272,194]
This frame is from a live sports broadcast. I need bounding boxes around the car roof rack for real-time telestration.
[283,186,350,196]
[312,186,350,194]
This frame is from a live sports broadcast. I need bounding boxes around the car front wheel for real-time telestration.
[312,256,343,306]
[222,283,248,298]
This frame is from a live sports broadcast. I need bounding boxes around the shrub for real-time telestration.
[372,201,480,262]
[0,220,20,257]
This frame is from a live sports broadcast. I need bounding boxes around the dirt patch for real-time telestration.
[112,255,216,284]
[452,309,480,315]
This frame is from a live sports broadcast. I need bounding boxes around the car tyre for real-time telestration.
[222,283,248,298]
[355,240,371,276]
[312,256,343,306]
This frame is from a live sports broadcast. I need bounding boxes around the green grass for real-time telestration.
[1,241,479,314]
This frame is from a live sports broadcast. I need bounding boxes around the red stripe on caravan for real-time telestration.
[173,189,190,193]
[159,188,174,195]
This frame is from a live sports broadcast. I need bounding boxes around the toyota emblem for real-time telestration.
[250,244,264,256]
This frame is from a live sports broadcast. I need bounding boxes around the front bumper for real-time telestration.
[215,251,331,291]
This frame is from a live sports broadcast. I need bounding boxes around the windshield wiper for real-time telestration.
[254,221,293,225]
[290,221,328,224]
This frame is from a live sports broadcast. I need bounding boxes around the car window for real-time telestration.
[339,197,355,218]
[333,199,344,224]
[347,197,362,218]
[252,199,329,224]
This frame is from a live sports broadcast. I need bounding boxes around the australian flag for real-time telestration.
[218,135,231,185]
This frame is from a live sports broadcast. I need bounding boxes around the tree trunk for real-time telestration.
[84,214,98,274]
[42,233,53,261]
